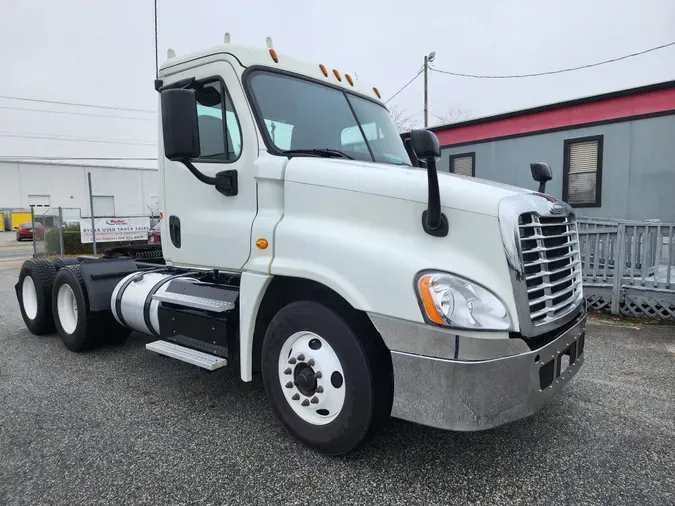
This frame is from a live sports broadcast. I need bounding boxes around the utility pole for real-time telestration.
[423,55,428,128]
[423,51,436,128]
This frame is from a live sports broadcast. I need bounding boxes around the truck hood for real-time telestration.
[284,158,532,217]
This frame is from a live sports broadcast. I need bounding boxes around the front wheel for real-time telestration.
[261,300,393,455]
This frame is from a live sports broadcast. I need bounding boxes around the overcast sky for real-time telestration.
[0,0,673,165]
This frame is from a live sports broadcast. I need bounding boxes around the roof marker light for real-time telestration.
[373,87,381,99]
[269,48,279,63]
[319,64,328,77]
[333,69,342,82]
[345,74,354,86]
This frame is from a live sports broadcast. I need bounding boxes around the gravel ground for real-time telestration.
[1,258,674,505]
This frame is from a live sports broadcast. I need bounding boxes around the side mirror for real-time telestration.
[410,129,441,160]
[161,89,201,161]
[530,162,552,193]
[409,130,448,237]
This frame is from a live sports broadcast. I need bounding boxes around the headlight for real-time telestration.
[415,272,511,330]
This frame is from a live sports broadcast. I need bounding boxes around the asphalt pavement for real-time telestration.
[0,232,35,260]
[1,259,674,505]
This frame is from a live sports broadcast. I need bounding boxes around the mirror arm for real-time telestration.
[180,159,217,185]
[538,181,547,193]
[422,158,449,237]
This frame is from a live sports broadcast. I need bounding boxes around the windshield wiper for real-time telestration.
[281,148,354,160]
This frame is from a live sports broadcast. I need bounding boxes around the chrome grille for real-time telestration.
[518,213,582,325]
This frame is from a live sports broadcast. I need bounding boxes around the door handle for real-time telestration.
[215,170,238,197]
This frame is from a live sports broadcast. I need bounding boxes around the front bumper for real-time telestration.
[387,313,586,431]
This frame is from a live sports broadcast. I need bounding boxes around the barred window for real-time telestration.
[563,136,603,207]
[449,152,475,176]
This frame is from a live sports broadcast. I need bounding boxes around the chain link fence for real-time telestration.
[31,207,158,259]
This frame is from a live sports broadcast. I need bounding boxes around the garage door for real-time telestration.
[28,194,50,208]
[93,196,115,217]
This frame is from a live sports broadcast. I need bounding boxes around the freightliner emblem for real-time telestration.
[550,203,567,215]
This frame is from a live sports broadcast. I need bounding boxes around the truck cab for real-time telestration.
[16,38,586,455]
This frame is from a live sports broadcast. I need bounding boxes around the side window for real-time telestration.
[449,152,475,176]
[194,80,242,162]
[563,135,603,207]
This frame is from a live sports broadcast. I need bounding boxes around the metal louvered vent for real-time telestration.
[518,213,582,325]
[452,156,474,176]
[567,140,599,205]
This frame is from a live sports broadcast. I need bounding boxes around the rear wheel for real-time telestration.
[52,258,80,271]
[52,265,130,351]
[17,259,57,335]
[261,300,393,455]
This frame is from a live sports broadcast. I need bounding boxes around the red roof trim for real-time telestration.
[434,87,675,146]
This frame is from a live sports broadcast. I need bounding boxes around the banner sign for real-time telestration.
[80,217,150,243]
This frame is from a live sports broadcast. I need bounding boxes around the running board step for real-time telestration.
[146,340,228,371]
[153,292,234,312]
[152,277,238,313]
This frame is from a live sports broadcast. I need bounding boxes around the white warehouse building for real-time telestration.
[0,159,159,222]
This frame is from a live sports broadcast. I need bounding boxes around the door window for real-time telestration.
[195,80,242,162]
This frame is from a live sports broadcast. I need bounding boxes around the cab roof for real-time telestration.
[158,40,384,105]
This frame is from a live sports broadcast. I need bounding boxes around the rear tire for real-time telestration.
[17,259,57,335]
[52,258,80,271]
[52,265,130,351]
[261,300,393,455]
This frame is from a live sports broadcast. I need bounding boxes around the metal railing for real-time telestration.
[578,218,675,319]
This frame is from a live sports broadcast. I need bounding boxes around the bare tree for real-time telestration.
[389,106,420,133]
[432,105,470,126]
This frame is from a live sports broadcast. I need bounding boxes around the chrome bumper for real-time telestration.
[387,314,586,431]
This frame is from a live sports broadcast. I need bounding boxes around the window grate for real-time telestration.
[449,152,475,177]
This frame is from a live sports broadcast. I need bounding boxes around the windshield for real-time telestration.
[247,70,411,166]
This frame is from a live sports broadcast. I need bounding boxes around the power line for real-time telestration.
[430,40,675,79]
[0,131,156,146]
[0,156,157,161]
[0,105,157,121]
[0,94,155,113]
[384,69,424,104]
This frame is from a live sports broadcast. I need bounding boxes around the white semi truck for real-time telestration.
[15,38,586,455]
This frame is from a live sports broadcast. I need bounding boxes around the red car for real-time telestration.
[148,222,161,244]
[16,222,45,241]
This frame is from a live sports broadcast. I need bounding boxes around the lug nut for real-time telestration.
[285,382,293,389]
[310,396,319,404]
[307,359,315,367]
[292,393,300,401]
[297,354,305,361]
[288,358,297,365]
[301,399,310,407]
[315,371,322,379]
[316,386,324,393]
[284,368,292,375]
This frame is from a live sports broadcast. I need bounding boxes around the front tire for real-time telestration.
[261,301,393,455]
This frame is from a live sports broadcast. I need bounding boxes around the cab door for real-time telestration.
[160,58,258,270]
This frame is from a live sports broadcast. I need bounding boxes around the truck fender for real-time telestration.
[239,272,272,381]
